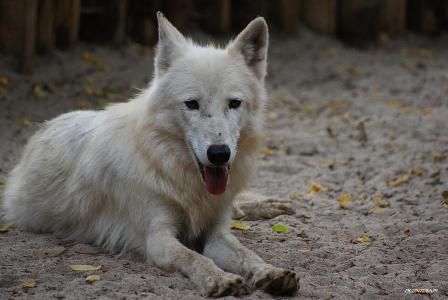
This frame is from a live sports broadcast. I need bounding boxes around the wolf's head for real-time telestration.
[145,12,268,196]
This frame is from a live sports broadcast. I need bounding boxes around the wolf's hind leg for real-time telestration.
[203,230,299,295]
[232,191,295,221]
[146,224,248,297]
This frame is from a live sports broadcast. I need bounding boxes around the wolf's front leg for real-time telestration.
[146,225,248,297]
[203,230,299,295]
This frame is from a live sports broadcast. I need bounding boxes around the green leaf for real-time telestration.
[230,220,251,231]
[272,223,289,234]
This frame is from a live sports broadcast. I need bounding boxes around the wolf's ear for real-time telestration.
[228,17,269,80]
[155,12,187,77]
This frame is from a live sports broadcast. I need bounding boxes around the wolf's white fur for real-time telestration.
[3,13,297,297]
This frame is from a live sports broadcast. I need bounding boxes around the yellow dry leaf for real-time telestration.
[0,76,9,85]
[337,194,352,204]
[432,152,446,162]
[0,224,11,233]
[379,32,390,43]
[301,105,314,114]
[85,275,101,283]
[336,112,350,121]
[337,194,352,209]
[352,234,371,244]
[70,264,102,272]
[0,86,7,95]
[348,66,360,76]
[230,220,251,231]
[33,85,47,99]
[82,52,98,65]
[370,207,391,213]
[261,147,273,157]
[290,192,302,201]
[373,194,389,208]
[307,183,328,197]
[76,99,90,110]
[84,87,103,97]
[410,167,424,176]
[22,282,36,288]
[389,175,409,187]
[21,119,33,128]
[420,107,433,116]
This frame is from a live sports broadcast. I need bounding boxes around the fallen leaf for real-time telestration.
[0,224,11,233]
[272,223,289,234]
[370,207,391,213]
[442,191,448,205]
[307,182,328,197]
[290,192,302,201]
[410,167,424,176]
[337,194,352,209]
[82,52,98,65]
[301,105,314,114]
[432,152,446,162]
[21,119,33,128]
[230,220,251,231]
[261,147,273,157]
[0,76,9,85]
[336,112,350,121]
[352,234,371,244]
[22,282,36,289]
[420,107,433,116]
[389,175,409,187]
[76,99,90,110]
[348,66,360,76]
[379,32,390,43]
[32,85,47,99]
[70,264,102,272]
[84,87,103,97]
[85,275,101,283]
[373,194,389,208]
[0,86,7,95]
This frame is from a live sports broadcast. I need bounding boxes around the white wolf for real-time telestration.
[3,13,298,297]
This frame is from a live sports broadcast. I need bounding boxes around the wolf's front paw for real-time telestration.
[249,266,299,295]
[203,273,249,297]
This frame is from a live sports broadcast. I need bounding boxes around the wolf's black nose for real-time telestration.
[207,144,230,165]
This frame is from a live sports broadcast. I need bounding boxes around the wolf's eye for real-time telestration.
[229,98,242,109]
[184,100,199,110]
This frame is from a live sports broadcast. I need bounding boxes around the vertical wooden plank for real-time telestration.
[55,0,80,49]
[301,0,336,34]
[407,0,443,35]
[37,0,55,51]
[113,0,129,44]
[0,0,25,55]
[232,0,268,31]
[272,0,299,33]
[378,0,406,36]
[163,0,193,30]
[197,0,231,34]
[21,0,38,73]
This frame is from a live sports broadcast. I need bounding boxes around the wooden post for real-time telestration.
[114,0,129,44]
[55,0,80,49]
[271,0,299,33]
[163,0,193,30]
[37,0,55,51]
[21,0,38,73]
[338,0,406,46]
[407,0,443,35]
[301,0,336,34]
[197,0,231,34]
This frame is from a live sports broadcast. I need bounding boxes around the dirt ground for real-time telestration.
[0,27,447,299]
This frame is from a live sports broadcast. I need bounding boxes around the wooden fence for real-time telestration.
[0,0,447,73]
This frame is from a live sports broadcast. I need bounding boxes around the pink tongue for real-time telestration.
[203,166,229,195]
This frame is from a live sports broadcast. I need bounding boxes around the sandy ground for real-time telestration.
[0,28,447,299]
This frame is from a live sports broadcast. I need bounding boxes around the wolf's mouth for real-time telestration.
[194,156,230,196]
